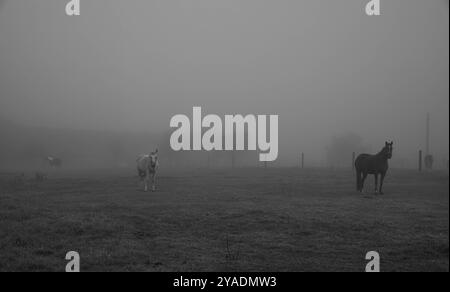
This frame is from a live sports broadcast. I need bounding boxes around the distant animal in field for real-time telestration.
[35,172,47,182]
[45,156,62,168]
[136,149,159,192]
[355,141,393,194]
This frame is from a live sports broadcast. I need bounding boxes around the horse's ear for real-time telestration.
[385,141,388,146]
[155,149,158,153]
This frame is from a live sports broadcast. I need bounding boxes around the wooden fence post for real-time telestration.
[419,150,423,172]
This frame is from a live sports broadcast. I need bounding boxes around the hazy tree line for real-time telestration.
[0,119,260,170]
[1,118,446,171]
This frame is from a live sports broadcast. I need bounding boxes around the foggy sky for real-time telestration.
[0,0,448,166]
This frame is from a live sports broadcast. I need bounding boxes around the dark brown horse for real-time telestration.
[355,141,393,194]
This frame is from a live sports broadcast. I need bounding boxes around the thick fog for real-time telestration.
[0,1,448,169]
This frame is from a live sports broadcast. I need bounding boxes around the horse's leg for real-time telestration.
[361,172,368,193]
[137,169,144,190]
[144,172,149,192]
[379,172,386,195]
[151,173,156,192]
[356,170,361,191]
[374,174,379,193]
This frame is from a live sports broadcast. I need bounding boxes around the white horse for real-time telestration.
[136,149,159,192]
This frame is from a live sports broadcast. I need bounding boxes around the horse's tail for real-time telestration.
[355,169,361,191]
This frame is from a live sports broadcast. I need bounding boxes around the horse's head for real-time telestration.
[149,149,158,168]
[382,141,393,159]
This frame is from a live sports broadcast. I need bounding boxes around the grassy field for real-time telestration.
[0,167,448,272]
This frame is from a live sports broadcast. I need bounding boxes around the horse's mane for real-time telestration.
[376,146,388,156]
[375,142,393,159]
